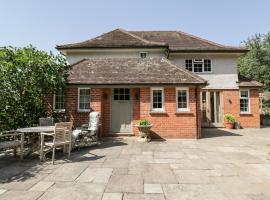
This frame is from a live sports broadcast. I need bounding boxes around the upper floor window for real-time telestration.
[151,87,164,112]
[78,88,91,112]
[185,59,212,73]
[240,89,250,113]
[176,87,189,112]
[140,52,148,59]
[53,90,65,112]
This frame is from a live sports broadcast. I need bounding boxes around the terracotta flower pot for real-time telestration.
[224,121,234,129]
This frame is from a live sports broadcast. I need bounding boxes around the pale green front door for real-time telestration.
[111,88,132,133]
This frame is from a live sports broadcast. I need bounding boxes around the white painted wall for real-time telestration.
[169,53,240,89]
[63,49,241,89]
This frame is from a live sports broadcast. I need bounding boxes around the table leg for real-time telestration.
[40,134,44,161]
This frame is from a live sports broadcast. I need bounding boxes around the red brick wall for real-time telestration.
[102,88,111,137]
[134,87,200,139]
[45,86,201,138]
[223,89,260,128]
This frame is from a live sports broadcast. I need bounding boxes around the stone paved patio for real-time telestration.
[1,128,270,200]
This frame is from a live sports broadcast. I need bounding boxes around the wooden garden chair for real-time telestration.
[40,122,73,164]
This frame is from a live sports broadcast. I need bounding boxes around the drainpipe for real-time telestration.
[195,87,199,139]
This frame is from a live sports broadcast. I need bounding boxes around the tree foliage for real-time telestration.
[238,32,270,91]
[0,46,68,131]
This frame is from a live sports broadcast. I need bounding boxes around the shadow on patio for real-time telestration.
[202,128,243,138]
[0,137,128,183]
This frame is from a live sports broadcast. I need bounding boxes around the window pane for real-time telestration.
[120,95,124,100]
[185,60,193,71]
[79,89,90,110]
[240,91,248,97]
[55,91,64,110]
[177,90,187,109]
[152,90,163,109]
[204,59,211,72]
[240,99,249,112]
[194,63,203,72]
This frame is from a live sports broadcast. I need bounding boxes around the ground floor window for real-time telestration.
[176,87,189,112]
[151,87,164,112]
[53,90,65,112]
[78,88,91,111]
[240,89,250,113]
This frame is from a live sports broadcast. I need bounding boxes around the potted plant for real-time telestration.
[224,114,235,129]
[135,119,152,142]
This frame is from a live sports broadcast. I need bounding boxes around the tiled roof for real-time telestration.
[57,29,166,49]
[66,58,207,85]
[238,75,263,87]
[57,28,248,53]
[131,31,248,52]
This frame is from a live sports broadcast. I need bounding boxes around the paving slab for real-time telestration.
[44,163,88,182]
[123,193,165,200]
[106,175,143,193]
[162,184,228,200]
[102,193,123,200]
[76,168,112,183]
[143,164,178,184]
[144,184,163,194]
[0,189,7,195]
[29,181,54,191]
[0,190,43,200]
[39,182,105,200]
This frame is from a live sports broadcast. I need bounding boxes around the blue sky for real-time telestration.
[0,0,269,54]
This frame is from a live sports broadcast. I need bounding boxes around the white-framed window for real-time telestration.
[78,88,91,112]
[240,89,250,113]
[139,52,148,59]
[185,59,212,73]
[151,87,164,112]
[53,90,65,112]
[176,87,189,112]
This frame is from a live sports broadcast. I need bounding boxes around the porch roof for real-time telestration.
[237,75,263,87]
[66,57,207,85]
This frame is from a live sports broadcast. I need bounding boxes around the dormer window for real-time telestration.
[185,59,211,73]
[140,52,147,59]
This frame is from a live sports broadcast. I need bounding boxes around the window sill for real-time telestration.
[78,109,91,113]
[150,111,167,115]
[240,112,252,115]
[53,109,65,113]
[175,111,192,114]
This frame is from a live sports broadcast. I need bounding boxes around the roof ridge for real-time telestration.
[161,57,207,83]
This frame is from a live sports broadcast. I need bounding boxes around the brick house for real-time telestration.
[46,29,262,139]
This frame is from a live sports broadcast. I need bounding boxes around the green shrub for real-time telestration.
[224,114,236,123]
[137,119,151,126]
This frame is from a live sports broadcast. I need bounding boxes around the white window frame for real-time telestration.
[53,91,65,113]
[240,89,250,114]
[78,88,91,112]
[176,87,190,112]
[139,52,148,59]
[185,59,212,73]
[151,87,164,112]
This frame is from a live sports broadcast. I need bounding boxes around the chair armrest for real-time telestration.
[81,124,89,128]
[40,132,54,136]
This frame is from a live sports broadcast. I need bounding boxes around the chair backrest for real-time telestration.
[54,122,73,143]
[88,112,99,131]
[39,118,54,126]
